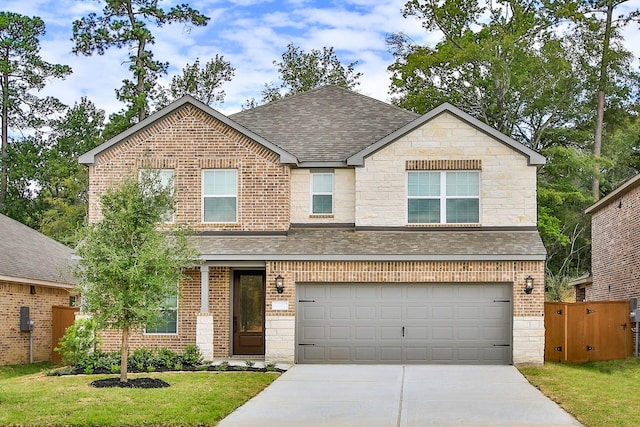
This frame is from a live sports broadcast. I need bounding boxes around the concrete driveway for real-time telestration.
[217,365,582,427]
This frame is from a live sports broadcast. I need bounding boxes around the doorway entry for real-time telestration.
[233,270,265,355]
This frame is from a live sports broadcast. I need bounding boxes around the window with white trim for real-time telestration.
[407,171,480,224]
[311,172,334,214]
[145,290,178,334]
[138,168,174,223]
[202,169,237,223]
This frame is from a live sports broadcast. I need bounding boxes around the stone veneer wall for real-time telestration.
[1,281,73,365]
[590,183,640,301]
[86,105,290,232]
[355,112,538,227]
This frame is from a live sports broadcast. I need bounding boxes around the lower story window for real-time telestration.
[145,292,178,334]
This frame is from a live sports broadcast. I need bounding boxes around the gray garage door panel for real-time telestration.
[296,283,512,364]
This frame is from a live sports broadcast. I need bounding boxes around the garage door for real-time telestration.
[296,283,512,364]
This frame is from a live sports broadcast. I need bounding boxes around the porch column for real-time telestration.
[196,265,214,361]
[200,264,209,313]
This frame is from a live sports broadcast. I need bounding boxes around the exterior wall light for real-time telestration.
[524,276,534,294]
[275,275,285,294]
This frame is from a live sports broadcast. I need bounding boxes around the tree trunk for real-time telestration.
[1,60,9,210]
[120,326,129,383]
[592,1,614,202]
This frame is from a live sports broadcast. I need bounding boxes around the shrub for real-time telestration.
[181,345,203,366]
[129,348,154,372]
[54,317,100,366]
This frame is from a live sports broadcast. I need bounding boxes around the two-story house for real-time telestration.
[79,85,546,365]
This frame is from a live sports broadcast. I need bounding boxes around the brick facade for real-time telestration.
[590,180,640,301]
[0,280,74,365]
[87,105,290,232]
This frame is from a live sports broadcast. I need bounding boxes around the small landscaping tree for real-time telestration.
[74,172,197,383]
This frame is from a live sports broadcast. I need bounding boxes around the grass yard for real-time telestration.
[0,364,278,426]
[519,358,640,427]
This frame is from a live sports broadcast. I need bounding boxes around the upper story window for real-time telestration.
[138,168,174,223]
[311,171,334,214]
[202,169,237,223]
[407,171,480,224]
[144,288,178,335]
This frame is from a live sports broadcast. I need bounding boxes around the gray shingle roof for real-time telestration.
[229,85,420,163]
[0,214,76,286]
[194,228,546,261]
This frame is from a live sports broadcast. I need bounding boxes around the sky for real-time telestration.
[3,0,640,118]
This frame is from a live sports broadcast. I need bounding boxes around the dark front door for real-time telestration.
[233,271,265,355]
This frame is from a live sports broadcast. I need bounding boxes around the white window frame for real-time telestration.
[407,171,480,224]
[138,168,175,224]
[310,171,334,215]
[202,169,238,223]
[144,287,178,336]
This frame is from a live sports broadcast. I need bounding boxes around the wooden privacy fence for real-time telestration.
[52,306,79,364]
[545,301,633,363]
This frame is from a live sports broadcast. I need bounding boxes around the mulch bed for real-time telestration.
[91,377,170,388]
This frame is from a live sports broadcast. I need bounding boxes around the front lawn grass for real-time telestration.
[519,358,640,427]
[0,365,278,426]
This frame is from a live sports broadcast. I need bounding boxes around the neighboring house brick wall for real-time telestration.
[290,168,356,223]
[590,184,640,300]
[87,105,290,231]
[0,281,72,365]
[355,112,537,227]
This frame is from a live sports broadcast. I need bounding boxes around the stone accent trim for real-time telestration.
[265,315,295,363]
[512,316,544,365]
[195,314,214,361]
[405,159,482,170]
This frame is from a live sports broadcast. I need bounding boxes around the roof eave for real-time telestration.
[347,103,546,167]
[78,96,299,166]
[198,253,547,262]
[585,173,640,215]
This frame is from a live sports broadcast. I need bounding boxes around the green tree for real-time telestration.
[0,12,71,211]
[389,0,640,280]
[72,0,209,134]
[74,173,197,383]
[38,98,105,245]
[157,56,235,108]
[261,43,362,103]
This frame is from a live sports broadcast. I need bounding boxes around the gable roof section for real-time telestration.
[347,103,546,166]
[585,173,640,215]
[229,85,420,165]
[78,96,298,165]
[0,214,75,287]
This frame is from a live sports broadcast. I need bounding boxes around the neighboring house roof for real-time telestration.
[78,96,298,165]
[585,173,640,215]
[346,102,546,167]
[229,85,420,165]
[194,228,546,262]
[568,273,593,287]
[0,214,76,288]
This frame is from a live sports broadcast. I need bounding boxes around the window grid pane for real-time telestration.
[204,197,236,222]
[312,173,333,193]
[446,171,479,197]
[446,199,480,223]
[313,195,333,214]
[408,199,440,223]
[408,172,440,197]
